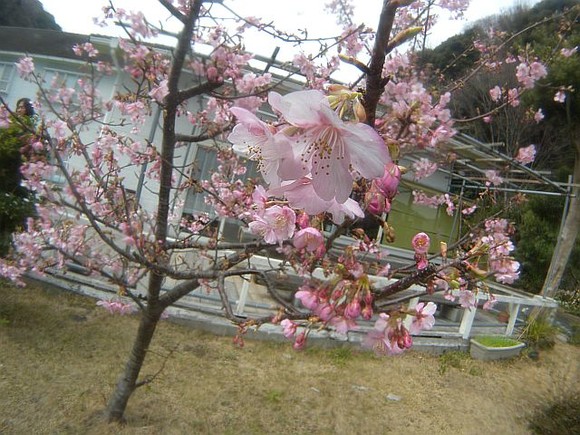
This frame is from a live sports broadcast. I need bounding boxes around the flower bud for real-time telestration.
[354,100,367,122]
[365,190,386,215]
[344,298,362,319]
[375,163,401,199]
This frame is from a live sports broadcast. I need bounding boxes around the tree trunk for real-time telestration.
[541,133,580,298]
[104,307,163,423]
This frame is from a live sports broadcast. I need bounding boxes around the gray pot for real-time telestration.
[469,338,526,361]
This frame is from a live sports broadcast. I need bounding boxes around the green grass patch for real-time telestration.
[472,336,523,348]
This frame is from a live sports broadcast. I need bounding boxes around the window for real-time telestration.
[43,68,83,90]
[48,143,70,185]
[182,145,220,215]
[182,145,261,216]
[41,68,85,108]
[181,145,262,241]
[0,62,14,96]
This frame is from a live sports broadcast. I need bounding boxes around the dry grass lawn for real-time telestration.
[0,281,578,434]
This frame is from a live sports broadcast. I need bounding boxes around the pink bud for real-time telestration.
[293,331,307,350]
[293,227,324,252]
[344,298,362,319]
[316,303,333,321]
[375,163,401,199]
[411,232,430,254]
[401,331,413,349]
[296,212,310,229]
[361,304,373,321]
[365,190,386,215]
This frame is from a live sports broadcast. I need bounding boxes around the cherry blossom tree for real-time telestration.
[0,0,558,423]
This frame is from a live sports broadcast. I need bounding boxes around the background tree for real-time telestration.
[0,0,61,30]
[0,106,36,256]
[418,0,579,294]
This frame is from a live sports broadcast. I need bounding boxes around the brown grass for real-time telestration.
[0,281,578,434]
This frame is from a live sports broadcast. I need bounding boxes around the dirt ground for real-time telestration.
[0,282,578,434]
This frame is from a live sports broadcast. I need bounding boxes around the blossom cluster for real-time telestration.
[228,89,391,228]
[362,301,437,356]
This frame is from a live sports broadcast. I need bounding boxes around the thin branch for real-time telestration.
[174,123,231,142]
[176,81,223,104]
[134,346,177,389]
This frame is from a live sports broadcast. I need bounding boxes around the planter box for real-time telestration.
[470,338,526,361]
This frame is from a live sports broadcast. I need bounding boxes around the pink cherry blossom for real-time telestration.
[482,295,497,311]
[0,106,10,128]
[268,177,364,224]
[515,144,536,165]
[248,205,296,245]
[412,158,438,180]
[362,314,411,356]
[458,290,476,309]
[490,258,520,284]
[412,232,430,270]
[51,120,69,140]
[228,107,290,186]
[554,90,566,103]
[409,301,437,334]
[293,227,324,252]
[96,299,135,315]
[534,109,544,123]
[515,61,547,89]
[411,232,430,255]
[560,47,577,58]
[295,212,310,229]
[489,85,502,102]
[280,319,298,338]
[295,286,318,310]
[73,42,99,58]
[462,204,477,216]
[16,57,35,78]
[149,79,169,103]
[365,188,387,215]
[329,315,357,334]
[268,90,390,203]
[485,170,503,186]
[507,88,520,107]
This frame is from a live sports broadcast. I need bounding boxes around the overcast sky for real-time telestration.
[40,0,541,44]
[39,0,542,70]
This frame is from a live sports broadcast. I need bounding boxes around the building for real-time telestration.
[0,27,562,348]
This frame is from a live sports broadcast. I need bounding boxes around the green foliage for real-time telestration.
[522,314,558,350]
[528,392,580,435]
[0,117,37,256]
[510,196,580,293]
[418,27,483,81]
[555,289,580,316]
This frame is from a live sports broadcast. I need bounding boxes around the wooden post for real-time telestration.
[505,303,520,336]
[235,277,250,316]
[459,306,477,339]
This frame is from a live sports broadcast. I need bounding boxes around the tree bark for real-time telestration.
[104,2,205,422]
[363,0,398,127]
[105,307,163,422]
